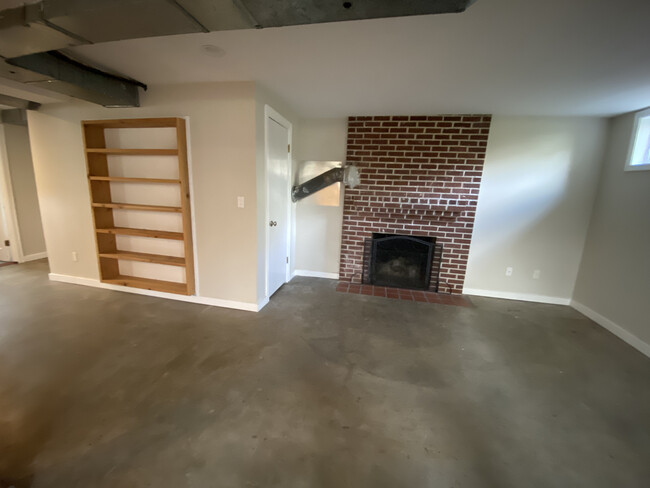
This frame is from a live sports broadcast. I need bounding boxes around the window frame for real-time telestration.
[625,107,650,172]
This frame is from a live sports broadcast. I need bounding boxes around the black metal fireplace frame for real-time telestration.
[362,233,442,291]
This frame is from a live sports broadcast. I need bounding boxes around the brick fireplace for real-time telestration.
[339,115,492,294]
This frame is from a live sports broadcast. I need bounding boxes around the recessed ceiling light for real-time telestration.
[200,44,226,58]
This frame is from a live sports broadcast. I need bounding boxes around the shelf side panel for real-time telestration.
[83,123,119,280]
[177,118,195,296]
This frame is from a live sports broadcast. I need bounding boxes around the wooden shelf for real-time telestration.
[92,202,182,213]
[96,227,184,240]
[83,118,181,129]
[86,148,178,156]
[99,251,185,267]
[89,176,181,184]
[83,117,195,296]
[103,275,189,295]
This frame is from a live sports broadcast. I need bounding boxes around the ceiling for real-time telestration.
[17,0,650,117]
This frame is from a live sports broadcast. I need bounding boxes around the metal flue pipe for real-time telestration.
[291,165,360,202]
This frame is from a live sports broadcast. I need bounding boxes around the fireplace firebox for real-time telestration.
[367,233,436,290]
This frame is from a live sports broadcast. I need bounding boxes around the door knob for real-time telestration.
[269,220,277,227]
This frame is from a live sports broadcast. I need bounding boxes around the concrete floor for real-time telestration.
[1,261,649,488]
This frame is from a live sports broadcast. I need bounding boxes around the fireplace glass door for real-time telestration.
[370,234,435,290]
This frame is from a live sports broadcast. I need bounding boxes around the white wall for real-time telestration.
[275,116,611,302]
[1,124,46,259]
[464,116,608,303]
[572,112,650,354]
[27,96,626,318]
[28,82,260,306]
[293,118,347,277]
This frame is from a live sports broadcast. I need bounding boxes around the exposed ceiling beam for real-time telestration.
[0,2,84,58]
[0,93,40,110]
[0,75,70,104]
[166,0,210,33]
[237,0,478,28]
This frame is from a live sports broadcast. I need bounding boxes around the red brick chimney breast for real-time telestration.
[339,115,492,294]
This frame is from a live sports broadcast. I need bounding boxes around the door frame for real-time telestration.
[0,124,22,262]
[264,105,293,298]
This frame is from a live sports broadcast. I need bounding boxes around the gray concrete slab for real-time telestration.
[0,260,648,488]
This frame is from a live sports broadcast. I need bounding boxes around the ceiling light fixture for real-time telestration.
[200,44,226,58]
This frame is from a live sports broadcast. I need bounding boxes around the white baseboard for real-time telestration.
[257,296,269,311]
[571,300,650,358]
[49,274,98,287]
[293,269,339,280]
[48,273,261,312]
[463,288,571,305]
[21,251,47,262]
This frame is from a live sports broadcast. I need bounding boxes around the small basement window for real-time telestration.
[625,107,650,171]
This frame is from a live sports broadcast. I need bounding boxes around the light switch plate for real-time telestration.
[237,196,245,208]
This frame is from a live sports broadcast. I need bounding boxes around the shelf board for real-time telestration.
[99,251,185,266]
[86,148,178,156]
[92,202,182,213]
[89,176,181,184]
[83,118,181,129]
[96,227,184,240]
[102,275,188,295]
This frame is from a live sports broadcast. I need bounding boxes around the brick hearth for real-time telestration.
[339,115,492,294]
[335,281,473,307]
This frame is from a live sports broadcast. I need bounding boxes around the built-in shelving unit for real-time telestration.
[83,117,195,295]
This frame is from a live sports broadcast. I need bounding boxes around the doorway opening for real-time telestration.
[0,118,48,265]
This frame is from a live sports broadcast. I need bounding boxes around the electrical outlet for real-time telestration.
[505,266,513,277]
[533,269,541,280]
[237,196,245,208]
[72,251,78,262]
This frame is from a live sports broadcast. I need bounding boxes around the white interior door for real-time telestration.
[266,113,290,297]
[0,125,15,262]
[0,202,11,261]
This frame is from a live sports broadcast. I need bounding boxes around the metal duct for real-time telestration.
[292,165,360,202]
[6,51,145,107]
